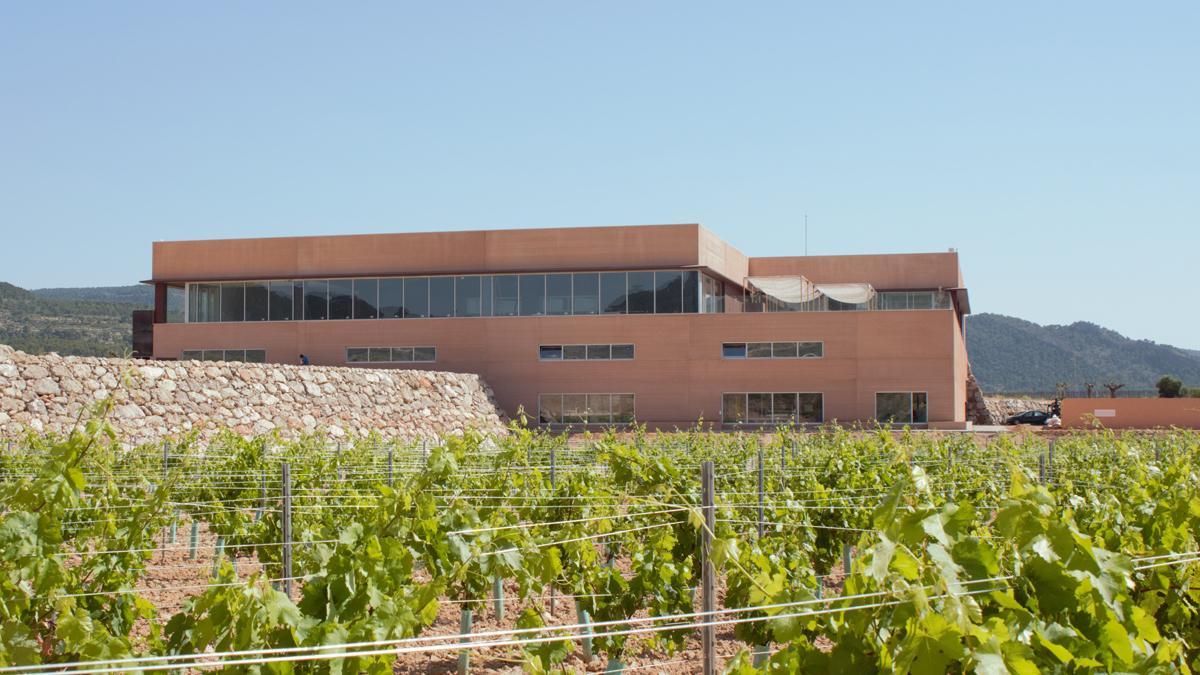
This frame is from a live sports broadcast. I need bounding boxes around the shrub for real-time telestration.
[1157,375,1184,398]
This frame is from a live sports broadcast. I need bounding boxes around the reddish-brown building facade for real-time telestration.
[147,224,972,429]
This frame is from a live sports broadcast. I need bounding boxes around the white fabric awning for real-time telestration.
[746,276,820,304]
[814,283,876,305]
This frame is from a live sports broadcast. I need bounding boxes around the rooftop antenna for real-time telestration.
[804,213,809,256]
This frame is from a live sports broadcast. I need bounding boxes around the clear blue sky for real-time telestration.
[1,3,1196,347]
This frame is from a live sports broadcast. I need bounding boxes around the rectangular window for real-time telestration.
[404,277,429,318]
[572,273,599,315]
[353,279,378,319]
[748,393,772,421]
[369,347,391,363]
[772,393,798,422]
[653,271,683,314]
[392,347,414,362]
[879,292,908,311]
[329,279,354,320]
[587,344,611,360]
[304,280,328,320]
[683,271,699,313]
[224,349,246,362]
[587,394,612,424]
[563,345,587,360]
[347,348,369,363]
[379,279,403,318]
[747,342,773,358]
[455,276,481,317]
[613,394,636,423]
[293,281,304,321]
[722,393,747,423]
[344,347,436,363]
[798,342,824,358]
[220,283,245,322]
[610,344,635,360]
[519,274,545,316]
[185,348,266,363]
[244,282,269,322]
[493,275,519,317]
[413,346,436,362]
[723,392,823,424]
[876,392,927,424]
[245,349,266,363]
[481,276,493,316]
[600,272,627,314]
[722,343,747,358]
[772,342,798,358]
[546,274,572,316]
[539,394,562,424]
[539,345,564,360]
[202,349,224,361]
[562,394,587,424]
[909,292,934,310]
[702,274,725,314]
[429,277,454,318]
[626,271,655,314]
[798,393,823,423]
[181,350,202,360]
[268,282,293,321]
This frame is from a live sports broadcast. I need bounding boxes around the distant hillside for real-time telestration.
[0,282,138,356]
[966,313,1200,393]
[33,284,152,306]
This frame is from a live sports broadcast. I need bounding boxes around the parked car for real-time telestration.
[1005,410,1051,426]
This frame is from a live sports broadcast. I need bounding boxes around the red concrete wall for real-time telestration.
[1063,398,1200,429]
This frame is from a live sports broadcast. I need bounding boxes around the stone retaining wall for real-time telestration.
[0,345,507,444]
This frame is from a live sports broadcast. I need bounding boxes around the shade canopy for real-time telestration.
[814,283,876,305]
[745,276,820,304]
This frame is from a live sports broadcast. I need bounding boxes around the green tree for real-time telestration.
[1157,375,1183,398]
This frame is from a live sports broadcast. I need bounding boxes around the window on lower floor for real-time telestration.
[875,392,928,424]
[538,393,636,424]
[541,344,634,361]
[181,349,266,363]
[722,392,823,424]
[345,347,436,364]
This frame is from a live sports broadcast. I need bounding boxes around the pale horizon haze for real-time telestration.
[1,3,1196,348]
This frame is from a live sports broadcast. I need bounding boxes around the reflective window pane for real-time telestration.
[654,271,683,314]
[245,350,266,363]
[293,282,304,320]
[587,344,611,360]
[369,347,391,362]
[388,347,411,362]
[181,350,202,360]
[202,349,224,361]
[610,344,634,360]
[347,348,369,363]
[304,280,328,320]
[879,292,908,310]
[722,343,747,358]
[913,393,928,423]
[481,276,493,316]
[455,276,481,317]
[772,393,798,422]
[722,393,746,423]
[329,280,354,320]
[546,274,572,315]
[413,347,436,362]
[613,394,636,423]
[268,282,293,321]
[748,342,773,358]
[572,273,599,315]
[799,393,823,423]
[748,393,772,421]
[772,342,798,358]
[627,272,654,314]
[224,350,246,362]
[353,279,378,319]
[587,394,612,424]
[683,271,699,313]
[910,292,934,310]
[601,272,627,314]
[876,393,912,423]
[494,275,518,317]
[220,283,244,322]
[539,345,563,360]
[429,277,454,318]
[798,342,823,358]
[539,394,562,424]
[404,278,429,318]
[379,279,403,318]
[244,283,269,321]
[563,345,587,360]
[519,275,545,316]
[562,394,587,424]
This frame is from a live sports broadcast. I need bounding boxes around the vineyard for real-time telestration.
[1,400,1199,673]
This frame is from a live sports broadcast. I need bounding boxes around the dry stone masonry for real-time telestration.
[0,344,507,445]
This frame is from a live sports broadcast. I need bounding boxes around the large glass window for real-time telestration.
[876,392,927,424]
[429,277,454,318]
[540,393,635,424]
[403,278,429,318]
[192,284,221,323]
[722,343,747,358]
[723,392,823,424]
[519,275,545,316]
[773,393,798,421]
[613,394,636,423]
[455,276,481,317]
[562,394,587,424]
[722,393,747,424]
[353,279,378,319]
[747,343,773,358]
[587,394,612,424]
[481,276,493,316]
[268,282,293,321]
[627,272,654,314]
[539,394,562,424]
[572,273,599,315]
[748,393,772,421]
[220,283,244,322]
[344,346,437,363]
[723,341,823,359]
[654,271,683,314]
[546,274,572,316]
[798,393,823,423]
[185,348,265,363]
[329,280,354,320]
[539,345,563,360]
[244,283,269,322]
[683,271,699,314]
[600,272,627,314]
[494,275,518,317]
[293,282,304,320]
[702,274,724,314]
[304,280,328,320]
[379,279,403,318]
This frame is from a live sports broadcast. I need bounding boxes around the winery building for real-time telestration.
[144,223,972,429]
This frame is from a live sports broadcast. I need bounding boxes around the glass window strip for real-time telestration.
[539,344,634,360]
[343,347,437,363]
